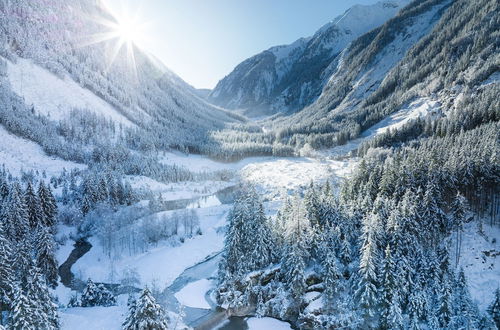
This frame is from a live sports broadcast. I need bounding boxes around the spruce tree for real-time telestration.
[487,288,500,329]
[35,226,59,288]
[9,286,35,330]
[0,222,13,322]
[38,181,57,227]
[24,182,43,229]
[356,215,380,327]
[122,287,169,330]
[25,269,59,329]
[2,183,28,241]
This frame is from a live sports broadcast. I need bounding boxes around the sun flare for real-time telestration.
[114,14,144,45]
[82,2,152,76]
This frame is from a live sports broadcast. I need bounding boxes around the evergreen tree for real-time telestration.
[356,215,380,327]
[438,275,453,328]
[2,183,28,241]
[451,192,468,266]
[386,293,404,330]
[38,181,57,227]
[81,279,116,307]
[24,182,43,229]
[8,286,36,330]
[35,226,59,288]
[0,222,13,323]
[25,269,59,330]
[380,245,395,330]
[487,288,500,329]
[322,243,341,303]
[122,287,169,330]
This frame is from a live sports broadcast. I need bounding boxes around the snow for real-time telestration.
[174,279,213,309]
[60,305,126,330]
[240,157,356,199]
[72,204,230,287]
[161,151,356,199]
[0,124,86,177]
[246,317,292,330]
[5,57,134,127]
[455,221,500,311]
[323,97,441,158]
[480,71,500,87]
[126,175,232,200]
[362,97,440,137]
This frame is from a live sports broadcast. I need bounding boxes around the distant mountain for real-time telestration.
[209,0,410,116]
[209,0,498,162]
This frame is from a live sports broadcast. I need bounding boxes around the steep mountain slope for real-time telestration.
[209,0,498,161]
[209,0,410,116]
[0,0,241,170]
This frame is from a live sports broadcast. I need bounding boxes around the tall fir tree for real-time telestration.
[35,226,59,288]
[38,181,57,228]
[24,182,43,229]
[487,288,500,329]
[122,287,169,330]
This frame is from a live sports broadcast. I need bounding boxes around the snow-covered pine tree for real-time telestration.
[451,192,468,266]
[35,226,58,288]
[438,274,453,328]
[248,193,274,270]
[25,269,59,330]
[282,195,310,300]
[386,292,404,330]
[0,222,13,323]
[80,279,99,307]
[24,182,43,229]
[380,244,395,330]
[487,288,500,329]
[2,183,28,241]
[356,213,380,327]
[38,181,57,228]
[8,286,36,330]
[321,241,341,304]
[122,287,169,330]
[96,284,116,307]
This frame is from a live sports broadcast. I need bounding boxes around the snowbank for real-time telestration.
[174,279,213,309]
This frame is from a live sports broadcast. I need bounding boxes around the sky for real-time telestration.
[104,0,379,89]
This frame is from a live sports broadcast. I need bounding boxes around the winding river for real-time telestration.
[58,185,258,329]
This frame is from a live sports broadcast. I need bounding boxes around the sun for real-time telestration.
[81,2,152,77]
[114,14,145,45]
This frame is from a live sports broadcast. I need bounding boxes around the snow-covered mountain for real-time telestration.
[0,0,241,174]
[209,0,410,116]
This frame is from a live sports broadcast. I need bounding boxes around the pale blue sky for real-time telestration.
[104,0,379,89]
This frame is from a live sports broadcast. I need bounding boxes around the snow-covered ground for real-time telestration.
[60,305,126,330]
[174,279,213,309]
[456,220,500,311]
[72,204,230,287]
[241,157,356,199]
[161,151,356,200]
[0,124,85,177]
[246,317,292,329]
[5,57,134,126]
[323,97,441,158]
[126,175,233,199]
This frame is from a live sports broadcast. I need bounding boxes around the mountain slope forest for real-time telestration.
[0,0,498,329]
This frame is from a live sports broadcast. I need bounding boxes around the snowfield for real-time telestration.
[0,124,86,177]
[72,204,230,287]
[174,279,213,309]
[456,221,500,311]
[5,57,134,127]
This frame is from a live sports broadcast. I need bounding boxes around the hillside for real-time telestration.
[0,0,242,177]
